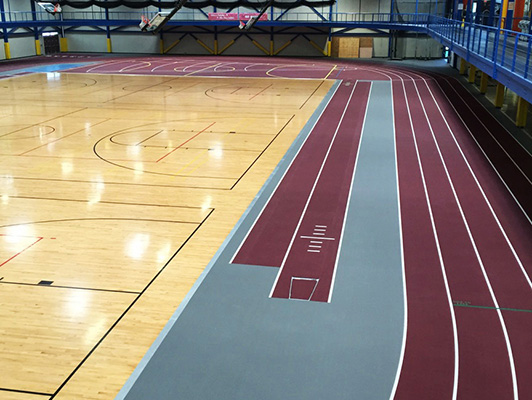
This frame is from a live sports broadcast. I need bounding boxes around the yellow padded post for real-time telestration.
[4,42,11,59]
[516,97,529,128]
[459,58,467,74]
[495,82,505,108]
[468,65,477,83]
[480,72,489,94]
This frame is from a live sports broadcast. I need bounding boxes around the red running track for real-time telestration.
[225,60,531,398]
[382,66,532,400]
[232,80,371,302]
[12,55,529,399]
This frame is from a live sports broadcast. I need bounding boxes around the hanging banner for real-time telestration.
[208,12,268,21]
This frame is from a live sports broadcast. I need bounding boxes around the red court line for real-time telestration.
[155,122,216,163]
[249,84,272,100]
[0,237,43,268]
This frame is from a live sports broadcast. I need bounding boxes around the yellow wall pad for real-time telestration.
[60,37,68,52]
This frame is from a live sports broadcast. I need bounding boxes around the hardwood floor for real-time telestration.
[0,72,333,399]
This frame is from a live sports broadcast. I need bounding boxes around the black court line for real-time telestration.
[0,280,141,295]
[35,107,89,123]
[93,134,238,180]
[230,115,295,190]
[6,195,213,210]
[0,387,52,397]
[111,131,281,147]
[19,119,111,156]
[0,125,55,140]
[103,77,178,103]
[136,129,164,145]
[299,80,326,110]
[0,218,199,230]
[112,144,265,153]
[6,176,233,191]
[49,208,214,400]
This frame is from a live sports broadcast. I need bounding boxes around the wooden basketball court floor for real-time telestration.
[1,55,531,400]
[0,61,335,400]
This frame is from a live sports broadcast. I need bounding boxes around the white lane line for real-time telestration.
[411,72,532,227]
[413,78,518,400]
[269,82,363,300]
[86,60,124,73]
[446,76,532,161]
[379,69,408,400]
[327,82,372,303]
[300,235,335,241]
[415,74,532,289]
[119,61,151,73]
[229,82,342,264]
[151,60,183,72]
[400,75,460,400]
[307,249,320,253]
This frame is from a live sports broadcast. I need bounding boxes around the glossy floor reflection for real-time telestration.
[0,71,332,400]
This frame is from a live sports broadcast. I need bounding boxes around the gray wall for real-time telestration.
[9,36,36,58]
[0,0,443,59]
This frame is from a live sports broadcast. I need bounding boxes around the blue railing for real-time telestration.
[427,16,532,82]
[0,10,530,100]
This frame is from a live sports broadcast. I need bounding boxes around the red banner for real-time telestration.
[208,12,268,21]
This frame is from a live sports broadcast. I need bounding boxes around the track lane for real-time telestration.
[431,75,532,220]
[269,81,371,302]
[391,77,456,400]
[232,81,360,269]
[418,76,532,400]
[397,75,515,399]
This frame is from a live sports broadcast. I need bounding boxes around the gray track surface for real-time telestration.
[118,81,404,400]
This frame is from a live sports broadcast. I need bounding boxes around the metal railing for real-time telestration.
[0,10,431,24]
[428,16,532,81]
[0,10,530,84]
